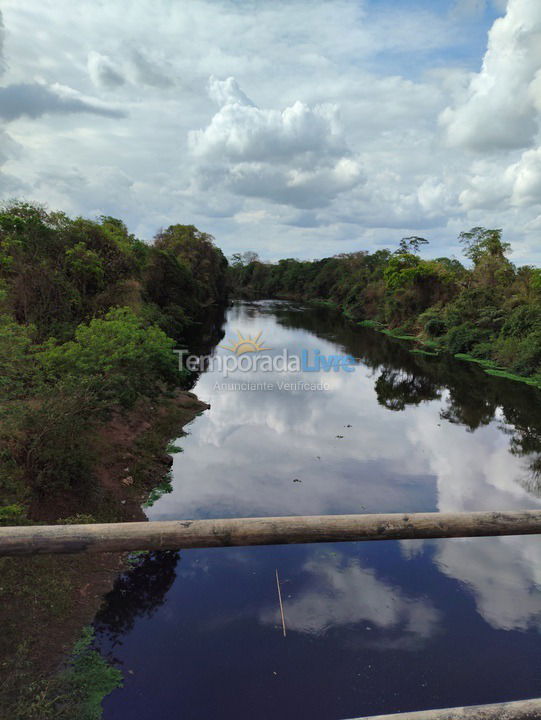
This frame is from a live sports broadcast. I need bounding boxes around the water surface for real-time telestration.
[96,301,541,719]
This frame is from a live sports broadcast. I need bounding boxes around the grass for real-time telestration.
[308,298,339,309]
[380,329,418,341]
[411,348,439,357]
[143,472,174,507]
[357,319,383,328]
[454,352,541,389]
[484,368,541,388]
[0,555,123,720]
[354,315,541,390]
[454,353,499,369]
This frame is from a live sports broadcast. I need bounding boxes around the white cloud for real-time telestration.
[188,76,364,208]
[190,77,346,162]
[441,0,541,152]
[508,146,541,206]
[2,0,541,261]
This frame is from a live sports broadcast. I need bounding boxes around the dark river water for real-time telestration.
[95,300,541,720]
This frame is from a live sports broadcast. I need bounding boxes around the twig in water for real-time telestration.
[275,568,287,637]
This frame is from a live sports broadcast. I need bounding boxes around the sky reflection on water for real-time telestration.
[97,301,541,719]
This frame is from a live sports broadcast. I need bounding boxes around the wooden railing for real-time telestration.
[352,697,541,719]
[2,510,541,555]
[4,509,541,719]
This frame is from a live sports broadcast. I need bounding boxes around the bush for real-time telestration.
[39,308,178,406]
[469,342,494,360]
[444,322,488,354]
[422,313,446,337]
[501,305,541,338]
[494,330,541,376]
[21,379,99,491]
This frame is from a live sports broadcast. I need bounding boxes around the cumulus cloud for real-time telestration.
[224,157,363,209]
[508,147,541,206]
[189,76,347,162]
[189,76,363,208]
[436,536,541,631]
[441,0,541,152]
[0,82,125,121]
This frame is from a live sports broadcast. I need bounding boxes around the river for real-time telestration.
[94,300,541,719]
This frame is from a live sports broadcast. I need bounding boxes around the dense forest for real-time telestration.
[229,229,541,387]
[0,202,228,524]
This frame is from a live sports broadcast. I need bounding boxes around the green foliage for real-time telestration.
[154,224,228,306]
[229,226,541,385]
[0,503,26,525]
[21,379,99,491]
[494,331,541,376]
[459,227,510,264]
[395,236,429,255]
[0,316,38,399]
[421,310,447,338]
[143,473,173,507]
[501,304,541,338]
[384,253,421,290]
[39,308,178,406]
[444,323,488,354]
[0,201,228,509]
[57,627,123,720]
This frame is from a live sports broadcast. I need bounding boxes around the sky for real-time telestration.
[0,0,540,263]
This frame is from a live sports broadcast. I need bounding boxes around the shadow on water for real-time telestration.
[95,551,180,651]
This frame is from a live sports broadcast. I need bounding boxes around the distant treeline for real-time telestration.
[0,202,227,517]
[229,229,541,382]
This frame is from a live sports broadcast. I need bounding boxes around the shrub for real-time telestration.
[21,379,99,491]
[469,342,494,360]
[494,330,541,376]
[444,322,488,354]
[422,311,447,337]
[39,308,178,406]
[501,305,541,338]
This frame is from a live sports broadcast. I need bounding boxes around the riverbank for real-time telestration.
[229,233,541,395]
[0,388,210,719]
[354,317,541,391]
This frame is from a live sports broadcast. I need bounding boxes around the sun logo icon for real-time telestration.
[221,330,271,356]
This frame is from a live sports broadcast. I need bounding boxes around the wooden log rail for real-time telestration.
[2,510,541,556]
[351,697,541,719]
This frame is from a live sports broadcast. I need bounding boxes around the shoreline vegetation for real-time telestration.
[0,390,209,720]
[0,201,226,718]
[355,319,541,389]
[229,230,541,392]
[0,201,227,526]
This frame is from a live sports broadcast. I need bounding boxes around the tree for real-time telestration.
[395,236,429,255]
[154,224,228,304]
[242,251,259,265]
[39,307,178,406]
[459,227,510,264]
